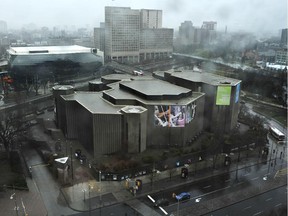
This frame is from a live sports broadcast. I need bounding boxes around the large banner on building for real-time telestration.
[216,86,232,105]
[154,105,186,127]
[235,83,240,103]
[185,102,196,123]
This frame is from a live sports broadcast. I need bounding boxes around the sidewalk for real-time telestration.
[21,106,287,215]
[60,150,287,215]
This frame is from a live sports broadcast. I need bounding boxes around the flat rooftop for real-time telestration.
[62,92,124,114]
[120,79,191,98]
[7,45,93,55]
[105,80,203,105]
[162,70,241,86]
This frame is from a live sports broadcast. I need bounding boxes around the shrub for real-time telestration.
[10,151,23,174]
[142,155,155,164]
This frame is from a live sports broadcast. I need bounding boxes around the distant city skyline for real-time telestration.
[0,0,287,37]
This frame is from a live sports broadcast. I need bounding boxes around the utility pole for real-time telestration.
[99,171,102,216]
[70,144,74,180]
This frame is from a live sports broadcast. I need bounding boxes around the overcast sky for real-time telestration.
[1,0,287,36]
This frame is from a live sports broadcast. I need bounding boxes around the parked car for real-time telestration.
[175,192,191,201]
[154,198,169,207]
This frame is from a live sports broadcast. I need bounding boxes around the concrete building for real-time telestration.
[94,23,105,52]
[101,6,173,63]
[140,28,173,61]
[275,49,288,65]
[178,21,195,46]
[140,9,162,29]
[280,28,287,47]
[0,20,7,34]
[159,69,241,134]
[202,21,217,30]
[54,69,241,158]
[176,20,217,47]
[104,7,141,63]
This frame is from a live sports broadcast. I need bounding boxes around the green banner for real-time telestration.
[216,86,231,105]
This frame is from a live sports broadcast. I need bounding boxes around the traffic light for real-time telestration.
[224,156,231,166]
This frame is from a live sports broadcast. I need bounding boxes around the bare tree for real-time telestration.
[0,111,27,157]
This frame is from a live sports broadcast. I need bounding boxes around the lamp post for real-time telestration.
[82,189,86,202]
[177,199,180,216]
[88,184,93,216]
[70,143,74,180]
[10,193,19,216]
[99,171,102,216]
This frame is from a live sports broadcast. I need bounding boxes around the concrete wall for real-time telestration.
[122,110,147,153]
[92,113,122,156]
[145,95,205,147]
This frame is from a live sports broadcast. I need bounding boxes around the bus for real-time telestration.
[269,126,285,141]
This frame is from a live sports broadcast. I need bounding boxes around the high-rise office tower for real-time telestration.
[105,7,140,63]
[140,9,162,29]
[102,6,173,63]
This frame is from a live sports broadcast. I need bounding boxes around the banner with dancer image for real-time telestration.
[154,105,186,127]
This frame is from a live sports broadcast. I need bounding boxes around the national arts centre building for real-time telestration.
[53,70,241,158]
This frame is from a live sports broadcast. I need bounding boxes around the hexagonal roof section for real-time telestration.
[119,79,192,100]
[121,106,147,114]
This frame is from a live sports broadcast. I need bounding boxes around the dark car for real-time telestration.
[154,198,169,207]
[175,192,191,201]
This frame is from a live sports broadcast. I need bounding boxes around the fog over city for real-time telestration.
[1,0,287,37]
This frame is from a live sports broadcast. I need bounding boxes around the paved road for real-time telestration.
[23,143,77,216]
[141,153,287,215]
[203,185,287,216]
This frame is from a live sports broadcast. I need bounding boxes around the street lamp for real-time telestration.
[99,171,102,216]
[10,193,19,216]
[88,184,93,216]
[177,199,180,216]
[82,189,86,202]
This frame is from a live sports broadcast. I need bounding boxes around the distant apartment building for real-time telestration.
[94,22,105,52]
[0,20,8,34]
[176,20,217,47]
[275,49,288,65]
[280,28,287,47]
[202,21,217,30]
[178,21,195,46]
[95,6,173,63]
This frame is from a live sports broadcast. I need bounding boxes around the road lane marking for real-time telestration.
[251,177,259,181]
[275,203,282,207]
[243,173,251,176]
[225,179,231,182]
[159,206,168,215]
[243,206,252,211]
[265,198,272,201]
[236,182,244,186]
[203,185,212,189]
[253,211,263,216]
[192,186,231,199]
[147,195,155,203]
